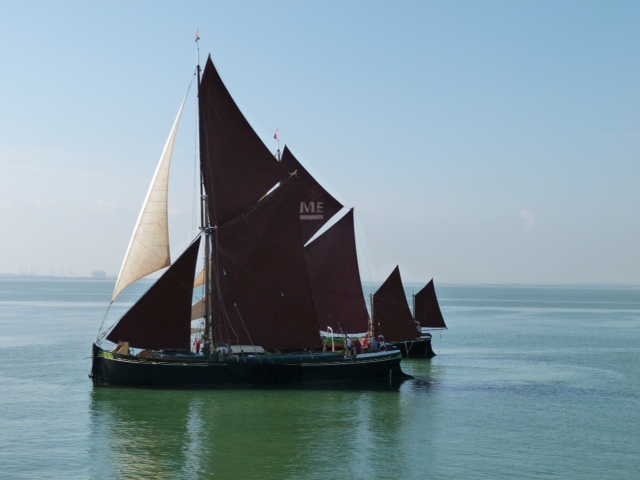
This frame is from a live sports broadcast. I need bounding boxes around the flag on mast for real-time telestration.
[274,129,281,160]
[195,29,200,42]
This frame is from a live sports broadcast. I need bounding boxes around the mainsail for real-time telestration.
[304,208,369,334]
[414,279,447,329]
[212,177,323,351]
[107,237,202,351]
[372,266,420,341]
[198,57,325,351]
[111,97,188,301]
[280,146,344,244]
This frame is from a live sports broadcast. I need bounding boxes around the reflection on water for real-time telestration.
[89,378,437,479]
[89,390,200,478]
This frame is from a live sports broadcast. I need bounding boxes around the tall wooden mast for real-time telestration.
[196,31,212,356]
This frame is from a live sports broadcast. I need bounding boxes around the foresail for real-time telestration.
[112,96,188,302]
[372,266,420,341]
[415,279,447,329]
[107,236,202,351]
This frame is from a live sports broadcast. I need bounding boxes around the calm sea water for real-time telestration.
[1,278,639,479]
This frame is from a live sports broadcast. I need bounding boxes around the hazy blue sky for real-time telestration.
[1,1,638,284]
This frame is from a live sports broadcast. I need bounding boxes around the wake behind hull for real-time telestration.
[90,344,410,388]
[389,337,436,359]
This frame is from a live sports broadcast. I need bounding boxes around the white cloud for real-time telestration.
[519,210,537,228]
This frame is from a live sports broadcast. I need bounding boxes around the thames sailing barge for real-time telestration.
[90,54,408,388]
[372,267,447,358]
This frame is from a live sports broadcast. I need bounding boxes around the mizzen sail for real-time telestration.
[111,97,187,301]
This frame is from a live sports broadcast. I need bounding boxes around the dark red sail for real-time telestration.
[107,237,202,351]
[280,146,344,244]
[199,56,288,226]
[372,266,420,341]
[304,208,369,334]
[414,279,447,329]
[212,177,322,351]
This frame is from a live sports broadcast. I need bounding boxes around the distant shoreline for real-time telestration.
[1,273,637,289]
[0,273,117,281]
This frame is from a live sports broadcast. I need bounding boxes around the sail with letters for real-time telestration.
[281,147,370,343]
[280,146,343,244]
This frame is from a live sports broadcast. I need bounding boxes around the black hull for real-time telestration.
[389,337,436,359]
[90,344,411,388]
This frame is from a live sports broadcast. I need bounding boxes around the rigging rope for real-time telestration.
[353,213,376,305]
[94,303,113,345]
[233,303,273,363]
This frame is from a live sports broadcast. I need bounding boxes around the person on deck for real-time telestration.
[370,336,379,353]
[216,344,228,358]
[345,337,352,357]
[353,338,362,356]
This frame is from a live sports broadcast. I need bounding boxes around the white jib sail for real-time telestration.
[111,97,187,302]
